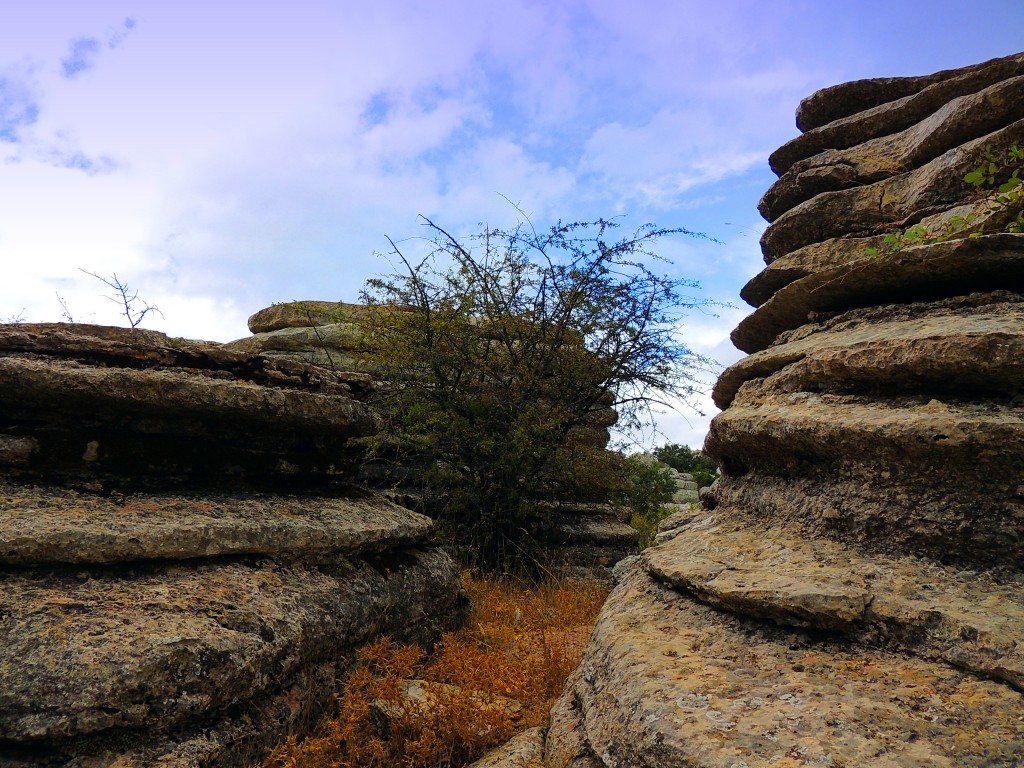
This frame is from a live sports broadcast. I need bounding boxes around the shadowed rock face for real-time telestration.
[0,324,467,767]
[0,323,378,490]
[471,52,1024,768]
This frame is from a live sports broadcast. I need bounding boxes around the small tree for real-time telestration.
[80,270,162,328]
[616,455,678,548]
[361,215,715,572]
[654,443,719,489]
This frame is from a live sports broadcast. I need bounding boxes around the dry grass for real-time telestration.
[260,572,608,768]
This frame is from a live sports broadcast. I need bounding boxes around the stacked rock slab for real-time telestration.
[472,52,1024,767]
[227,302,640,574]
[0,323,467,767]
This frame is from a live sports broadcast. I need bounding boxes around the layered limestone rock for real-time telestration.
[0,323,378,489]
[473,52,1024,767]
[0,324,467,768]
[227,302,640,572]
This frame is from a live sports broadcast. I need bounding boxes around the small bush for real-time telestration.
[653,443,719,489]
[616,455,677,548]
[260,573,608,768]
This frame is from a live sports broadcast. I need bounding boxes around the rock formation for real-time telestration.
[0,324,467,767]
[473,52,1024,767]
[226,301,640,574]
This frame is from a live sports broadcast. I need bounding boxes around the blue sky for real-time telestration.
[2,0,1023,447]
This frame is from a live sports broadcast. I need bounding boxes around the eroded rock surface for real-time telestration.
[0,324,467,768]
[474,51,1024,768]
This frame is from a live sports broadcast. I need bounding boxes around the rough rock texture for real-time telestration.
[479,52,1024,767]
[0,324,377,489]
[228,302,640,573]
[0,325,467,767]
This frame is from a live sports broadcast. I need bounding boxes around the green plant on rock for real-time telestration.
[965,144,1024,233]
[867,144,1024,258]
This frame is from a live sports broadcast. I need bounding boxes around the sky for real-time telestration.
[2,0,1023,448]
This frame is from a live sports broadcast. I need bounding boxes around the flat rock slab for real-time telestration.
[760,120,1024,262]
[708,389,1024,471]
[715,303,1024,408]
[0,355,378,437]
[465,726,546,768]
[775,52,1024,170]
[740,199,1018,307]
[0,547,462,745]
[646,517,1024,689]
[551,559,1024,767]
[733,234,1024,353]
[762,75,1024,221]
[0,482,433,565]
[247,301,374,334]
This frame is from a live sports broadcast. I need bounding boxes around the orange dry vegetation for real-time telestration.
[261,572,608,768]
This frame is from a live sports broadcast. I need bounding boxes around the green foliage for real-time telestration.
[360,215,715,573]
[617,455,677,548]
[653,443,718,489]
[866,144,1024,258]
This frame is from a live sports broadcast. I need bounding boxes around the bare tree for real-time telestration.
[80,270,163,328]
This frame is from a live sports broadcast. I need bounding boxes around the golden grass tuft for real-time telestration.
[260,571,608,768]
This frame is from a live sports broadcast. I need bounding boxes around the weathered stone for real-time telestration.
[777,51,1024,168]
[247,300,372,334]
[466,727,546,768]
[224,324,369,367]
[0,324,380,489]
[540,561,1024,767]
[716,302,1024,408]
[733,234,1024,353]
[739,198,1021,306]
[0,321,468,767]
[0,546,464,753]
[0,355,378,437]
[795,52,1024,131]
[761,120,1024,262]
[761,75,1024,221]
[648,516,1024,688]
[0,482,433,565]
[0,435,37,467]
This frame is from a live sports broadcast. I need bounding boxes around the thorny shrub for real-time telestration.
[260,573,608,768]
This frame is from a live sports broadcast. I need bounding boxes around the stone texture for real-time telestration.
[761,75,1024,221]
[0,323,468,767]
[761,120,1024,262]
[544,560,1024,768]
[776,52,1024,170]
[794,52,1024,131]
[0,323,377,489]
[733,235,1024,353]
[467,727,545,768]
[482,51,1024,768]
[247,300,374,334]
[0,481,433,565]
[0,548,461,744]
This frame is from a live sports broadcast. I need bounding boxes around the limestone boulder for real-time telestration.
[761,74,1024,221]
[775,51,1024,170]
[0,323,468,768]
[0,323,376,488]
